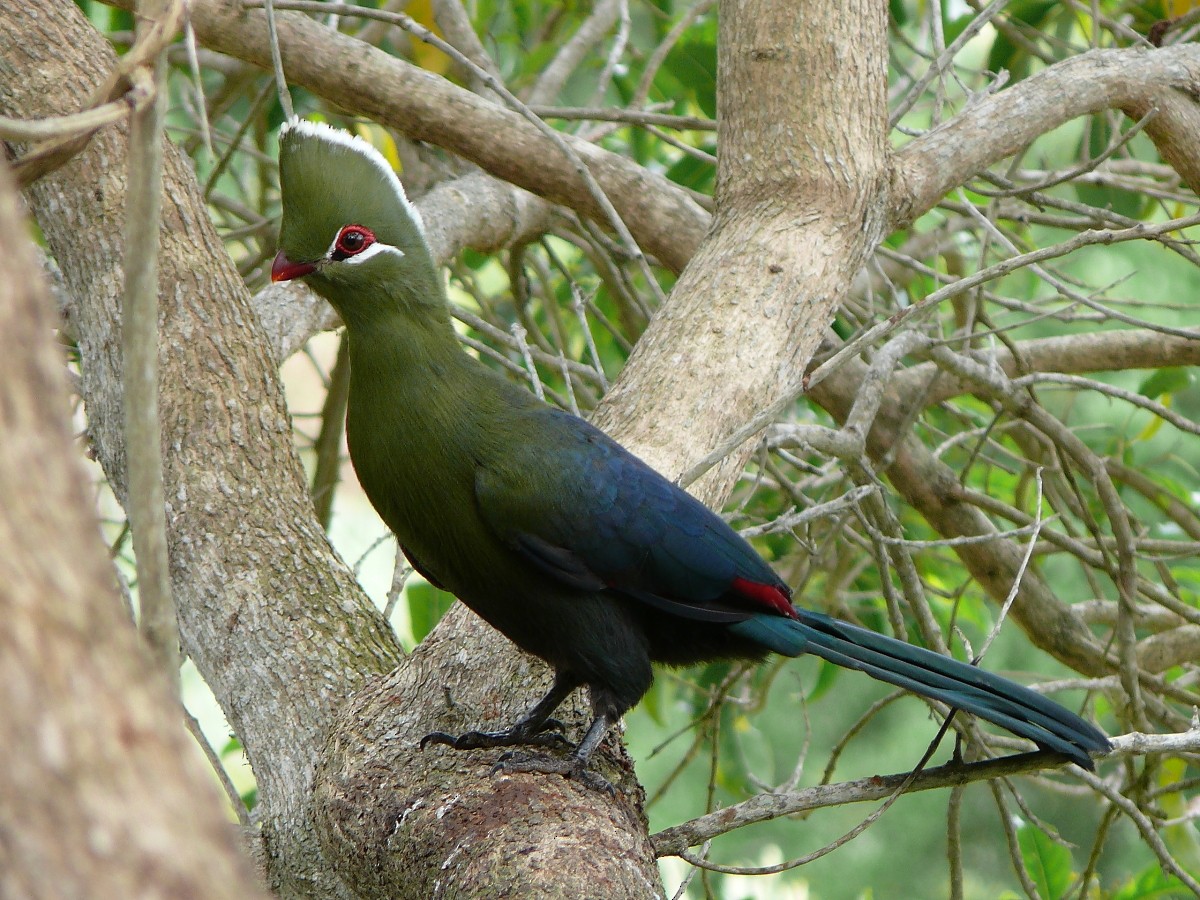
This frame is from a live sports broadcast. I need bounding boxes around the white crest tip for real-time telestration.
[279,118,425,236]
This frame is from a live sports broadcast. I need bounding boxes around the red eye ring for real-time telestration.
[332,225,375,260]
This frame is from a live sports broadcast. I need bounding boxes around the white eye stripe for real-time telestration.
[342,241,405,266]
[322,230,404,266]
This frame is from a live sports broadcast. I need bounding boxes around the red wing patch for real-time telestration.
[731,577,798,619]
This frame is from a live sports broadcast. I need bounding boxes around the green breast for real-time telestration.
[344,332,538,603]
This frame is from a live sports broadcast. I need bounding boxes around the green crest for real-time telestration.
[276,119,442,314]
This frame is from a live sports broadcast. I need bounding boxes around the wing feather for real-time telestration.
[474,408,792,621]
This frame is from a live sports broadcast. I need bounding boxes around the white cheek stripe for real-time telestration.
[336,240,405,267]
[323,229,404,264]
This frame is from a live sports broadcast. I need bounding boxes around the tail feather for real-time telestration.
[729,610,1110,770]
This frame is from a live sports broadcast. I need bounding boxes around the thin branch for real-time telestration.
[974,468,1044,661]
[12,0,185,185]
[529,105,713,131]
[125,0,181,689]
[526,0,621,107]
[653,750,1098,858]
[183,708,252,826]
[1011,372,1200,437]
[1074,764,1200,895]
[0,100,133,141]
[263,0,295,118]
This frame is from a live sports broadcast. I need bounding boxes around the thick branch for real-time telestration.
[892,45,1200,228]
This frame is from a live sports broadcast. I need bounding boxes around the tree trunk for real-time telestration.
[595,0,889,504]
[0,154,268,900]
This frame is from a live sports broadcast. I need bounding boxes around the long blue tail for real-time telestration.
[729,610,1110,769]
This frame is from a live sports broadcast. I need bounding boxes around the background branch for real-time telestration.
[892,45,1200,227]
[106,0,707,272]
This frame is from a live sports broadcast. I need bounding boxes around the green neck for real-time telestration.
[344,301,462,384]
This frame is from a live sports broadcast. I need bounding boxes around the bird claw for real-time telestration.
[419,727,573,752]
[492,750,615,795]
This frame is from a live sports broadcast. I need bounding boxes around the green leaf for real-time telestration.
[1112,863,1190,900]
[985,0,1059,79]
[1138,367,1193,400]
[461,248,490,270]
[1017,823,1073,900]
[241,786,258,811]
[220,735,243,757]
[942,12,976,45]
[658,39,717,119]
[406,579,455,643]
[665,150,716,193]
[807,658,842,704]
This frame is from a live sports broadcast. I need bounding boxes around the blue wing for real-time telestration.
[474,408,794,622]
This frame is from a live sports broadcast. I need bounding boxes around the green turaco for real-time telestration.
[271,118,1110,789]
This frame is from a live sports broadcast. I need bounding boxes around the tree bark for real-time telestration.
[0,5,401,896]
[0,154,268,900]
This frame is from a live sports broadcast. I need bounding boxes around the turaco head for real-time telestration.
[272,119,444,323]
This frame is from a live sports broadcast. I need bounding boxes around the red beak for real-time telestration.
[271,250,318,283]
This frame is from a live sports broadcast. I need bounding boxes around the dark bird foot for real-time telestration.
[493,749,615,795]
[419,721,573,753]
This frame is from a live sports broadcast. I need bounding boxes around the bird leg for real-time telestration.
[492,712,616,794]
[420,671,579,753]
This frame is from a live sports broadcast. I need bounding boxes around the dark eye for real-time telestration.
[332,225,375,260]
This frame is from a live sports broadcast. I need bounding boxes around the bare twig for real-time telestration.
[653,750,1096,858]
[529,106,713,131]
[125,0,181,689]
[0,101,133,141]
[263,0,295,118]
[12,0,185,185]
